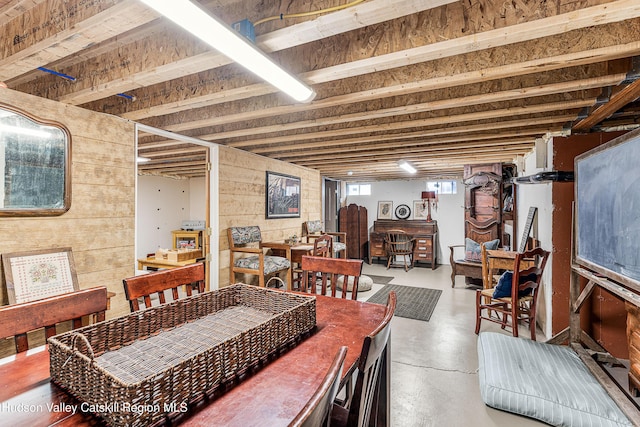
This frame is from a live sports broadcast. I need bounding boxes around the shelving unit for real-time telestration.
[171,230,202,250]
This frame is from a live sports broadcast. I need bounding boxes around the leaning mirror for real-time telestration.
[0,103,71,216]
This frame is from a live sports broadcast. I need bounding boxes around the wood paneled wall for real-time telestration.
[0,89,322,318]
[0,89,135,318]
[218,146,321,287]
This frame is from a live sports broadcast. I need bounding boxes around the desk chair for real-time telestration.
[303,220,347,259]
[300,255,363,300]
[475,247,550,340]
[290,346,348,427]
[384,229,414,271]
[331,291,397,427]
[228,226,291,288]
[123,262,205,311]
[0,287,108,354]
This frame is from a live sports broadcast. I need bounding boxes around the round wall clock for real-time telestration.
[395,204,411,219]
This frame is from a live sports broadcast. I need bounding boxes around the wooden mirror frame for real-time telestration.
[0,103,71,216]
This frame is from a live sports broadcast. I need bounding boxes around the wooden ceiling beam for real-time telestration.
[139,147,207,157]
[78,1,640,116]
[155,42,640,131]
[164,75,619,142]
[304,1,640,83]
[250,114,576,156]
[16,0,445,105]
[271,130,548,160]
[0,0,45,23]
[573,78,640,131]
[0,0,157,81]
[204,76,607,145]
[298,142,533,167]
[317,152,525,175]
[218,101,589,149]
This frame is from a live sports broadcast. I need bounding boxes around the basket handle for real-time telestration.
[266,276,285,289]
[69,332,95,361]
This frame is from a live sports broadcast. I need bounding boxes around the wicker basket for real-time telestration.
[48,284,316,427]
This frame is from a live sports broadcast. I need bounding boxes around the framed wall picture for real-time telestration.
[413,200,429,220]
[377,201,393,219]
[266,171,301,219]
[2,247,79,304]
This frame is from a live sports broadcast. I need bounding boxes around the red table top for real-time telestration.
[0,294,387,427]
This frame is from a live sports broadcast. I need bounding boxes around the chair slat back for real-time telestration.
[290,346,347,427]
[513,247,550,298]
[312,234,333,258]
[300,256,363,300]
[123,262,205,311]
[385,229,413,254]
[0,287,108,353]
[348,291,397,427]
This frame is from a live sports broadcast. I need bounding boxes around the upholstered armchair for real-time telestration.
[302,220,347,258]
[227,226,291,288]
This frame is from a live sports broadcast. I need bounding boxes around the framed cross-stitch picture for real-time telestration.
[2,247,79,304]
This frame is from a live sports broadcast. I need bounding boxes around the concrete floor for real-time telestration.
[359,261,546,427]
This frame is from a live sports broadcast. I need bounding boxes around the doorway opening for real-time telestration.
[134,123,219,290]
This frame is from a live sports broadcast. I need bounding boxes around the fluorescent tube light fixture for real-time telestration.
[398,161,416,174]
[139,0,315,103]
[137,156,151,163]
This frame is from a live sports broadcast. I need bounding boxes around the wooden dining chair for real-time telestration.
[289,346,348,427]
[299,255,363,300]
[384,229,415,271]
[475,247,550,340]
[293,234,334,290]
[122,262,205,311]
[312,234,334,258]
[331,291,397,427]
[302,220,347,259]
[0,287,108,354]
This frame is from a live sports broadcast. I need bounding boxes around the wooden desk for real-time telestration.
[0,295,389,427]
[369,219,438,268]
[137,256,199,271]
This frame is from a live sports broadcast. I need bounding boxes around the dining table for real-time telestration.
[262,241,315,290]
[0,293,390,427]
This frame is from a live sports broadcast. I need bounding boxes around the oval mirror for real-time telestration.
[0,103,71,216]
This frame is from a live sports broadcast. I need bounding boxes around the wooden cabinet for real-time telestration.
[368,219,438,268]
[463,163,517,248]
[413,233,437,269]
[338,204,368,259]
[369,231,386,260]
[171,230,202,250]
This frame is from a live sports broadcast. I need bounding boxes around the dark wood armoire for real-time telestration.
[463,162,517,248]
[338,204,368,259]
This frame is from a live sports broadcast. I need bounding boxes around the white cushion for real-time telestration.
[477,332,632,427]
[335,275,373,292]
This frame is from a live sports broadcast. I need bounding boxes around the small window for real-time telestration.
[427,181,457,195]
[347,183,371,196]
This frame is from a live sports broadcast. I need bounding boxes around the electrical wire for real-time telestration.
[253,0,366,26]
